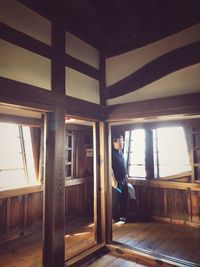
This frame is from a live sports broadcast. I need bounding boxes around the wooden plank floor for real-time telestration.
[0,217,95,267]
[0,220,200,267]
[113,221,200,266]
[87,253,147,266]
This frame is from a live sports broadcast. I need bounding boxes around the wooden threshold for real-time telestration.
[65,243,106,266]
[106,243,197,267]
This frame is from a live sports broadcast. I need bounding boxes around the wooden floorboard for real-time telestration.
[113,221,200,266]
[0,220,200,266]
[87,253,147,267]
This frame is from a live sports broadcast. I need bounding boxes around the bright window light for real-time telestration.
[153,127,191,177]
[0,123,37,190]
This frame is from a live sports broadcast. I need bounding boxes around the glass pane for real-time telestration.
[0,123,26,189]
[22,126,37,185]
[154,127,191,177]
[128,129,145,177]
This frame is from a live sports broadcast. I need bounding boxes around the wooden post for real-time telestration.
[43,2,66,265]
[43,109,65,267]
[99,121,112,243]
[93,122,101,243]
[145,129,154,179]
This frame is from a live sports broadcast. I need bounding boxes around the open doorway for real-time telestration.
[64,117,96,260]
[111,121,200,266]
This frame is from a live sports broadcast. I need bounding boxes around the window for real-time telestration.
[125,126,191,179]
[124,129,146,178]
[153,127,191,178]
[65,130,73,178]
[0,123,37,189]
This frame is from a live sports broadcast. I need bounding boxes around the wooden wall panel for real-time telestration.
[0,180,93,242]
[129,184,200,226]
[191,191,200,223]
[0,199,7,236]
[149,187,164,217]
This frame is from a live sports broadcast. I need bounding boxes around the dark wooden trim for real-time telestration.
[0,23,52,58]
[106,42,200,99]
[106,243,193,267]
[131,179,200,191]
[106,93,200,121]
[43,109,65,267]
[111,118,200,132]
[99,53,106,105]
[0,77,104,120]
[0,113,43,127]
[0,77,58,111]
[65,54,99,80]
[65,95,105,121]
[51,11,65,94]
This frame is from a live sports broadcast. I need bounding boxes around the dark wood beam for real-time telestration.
[106,42,200,99]
[51,5,65,94]
[0,78,104,120]
[0,23,51,58]
[43,109,65,267]
[99,53,106,105]
[0,113,43,127]
[65,96,105,121]
[65,54,99,80]
[0,77,57,111]
[106,93,200,121]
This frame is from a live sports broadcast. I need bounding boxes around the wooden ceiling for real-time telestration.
[19,0,200,57]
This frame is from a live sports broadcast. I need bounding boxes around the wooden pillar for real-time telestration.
[43,1,66,265]
[43,109,65,267]
[99,121,112,243]
[145,128,154,179]
[93,122,101,243]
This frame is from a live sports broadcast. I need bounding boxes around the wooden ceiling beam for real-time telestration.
[106,92,200,121]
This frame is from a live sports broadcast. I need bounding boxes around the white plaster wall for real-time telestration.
[65,32,99,69]
[106,23,200,86]
[107,63,200,105]
[65,67,100,104]
[0,40,51,90]
[0,0,51,45]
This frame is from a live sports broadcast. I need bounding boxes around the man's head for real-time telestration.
[112,135,124,150]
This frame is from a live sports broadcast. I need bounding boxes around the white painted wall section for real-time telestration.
[65,67,100,104]
[106,23,200,86]
[65,31,99,69]
[0,40,51,90]
[107,63,200,105]
[0,0,51,45]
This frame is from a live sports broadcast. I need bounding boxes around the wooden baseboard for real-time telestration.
[151,216,200,228]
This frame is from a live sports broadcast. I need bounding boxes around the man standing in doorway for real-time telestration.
[111,135,129,223]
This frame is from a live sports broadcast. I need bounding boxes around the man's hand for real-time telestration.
[126,175,131,183]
